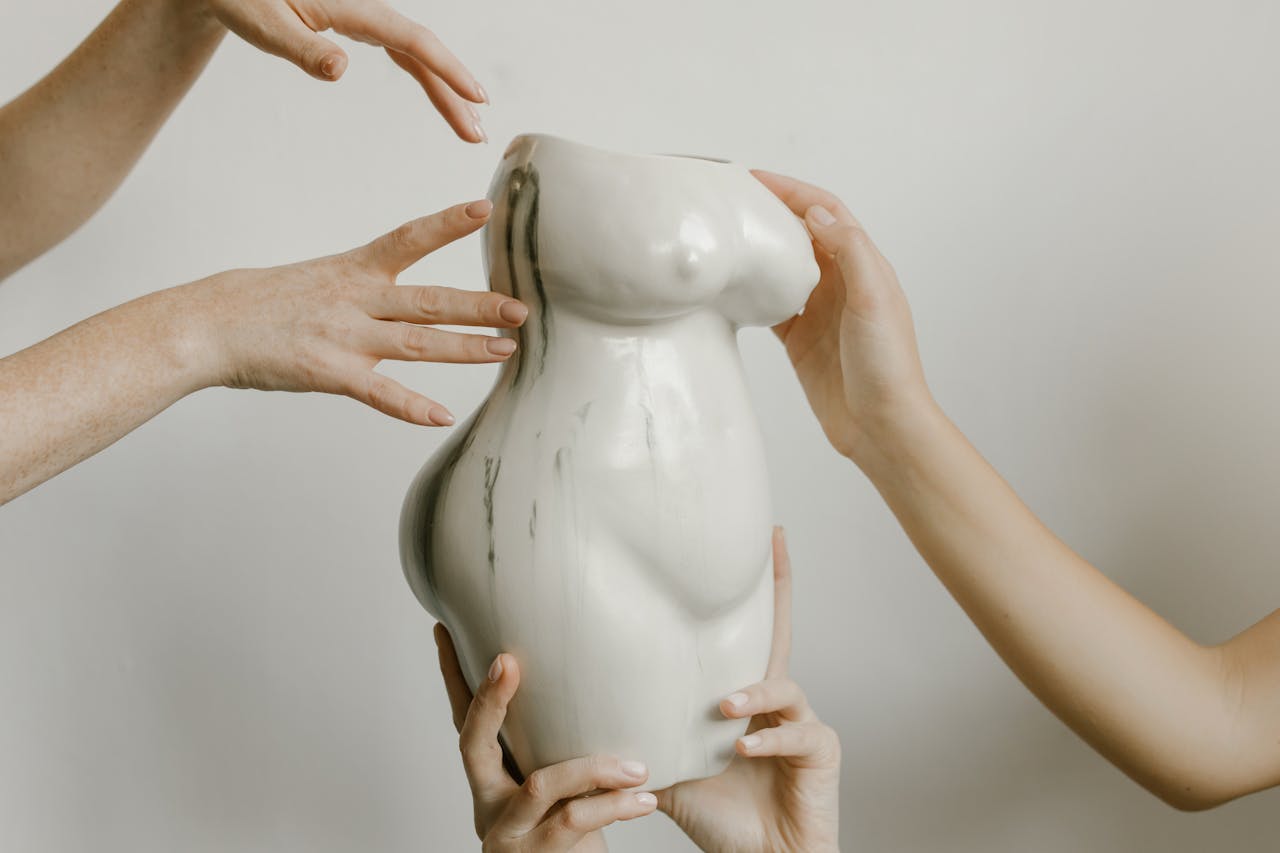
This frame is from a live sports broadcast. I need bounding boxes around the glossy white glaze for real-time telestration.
[400,134,819,790]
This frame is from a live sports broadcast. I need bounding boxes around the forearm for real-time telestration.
[0,285,212,503]
[0,0,225,279]
[857,402,1269,809]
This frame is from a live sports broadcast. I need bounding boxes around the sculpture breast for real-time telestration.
[400,134,819,790]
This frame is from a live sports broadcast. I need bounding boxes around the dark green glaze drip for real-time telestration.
[482,455,502,575]
[503,164,551,389]
[410,400,489,608]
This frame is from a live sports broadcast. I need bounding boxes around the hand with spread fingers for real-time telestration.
[656,527,842,853]
[1,199,525,503]
[204,0,491,141]
[188,198,524,426]
[433,625,659,852]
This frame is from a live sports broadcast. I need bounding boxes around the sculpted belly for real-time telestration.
[412,377,773,627]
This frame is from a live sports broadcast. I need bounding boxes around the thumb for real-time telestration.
[802,204,883,287]
[803,204,861,254]
[230,6,349,81]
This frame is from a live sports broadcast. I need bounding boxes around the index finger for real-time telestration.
[358,199,492,276]
[751,169,859,227]
[459,653,521,799]
[341,5,486,103]
[765,526,793,679]
[434,623,473,732]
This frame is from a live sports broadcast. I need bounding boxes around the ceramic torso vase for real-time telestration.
[400,134,819,790]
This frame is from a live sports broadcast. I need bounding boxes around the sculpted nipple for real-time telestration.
[674,248,704,282]
[671,214,722,287]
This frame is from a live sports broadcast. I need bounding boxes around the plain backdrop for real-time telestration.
[3,1,1280,850]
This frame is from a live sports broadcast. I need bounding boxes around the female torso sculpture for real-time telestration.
[400,134,818,790]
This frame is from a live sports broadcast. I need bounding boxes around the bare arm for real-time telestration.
[756,170,1280,810]
[862,401,1280,809]
[0,0,488,280]
[0,201,527,505]
[0,0,225,279]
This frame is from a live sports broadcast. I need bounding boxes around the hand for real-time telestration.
[184,199,525,426]
[433,626,659,851]
[656,527,841,853]
[753,171,932,464]
[204,0,489,142]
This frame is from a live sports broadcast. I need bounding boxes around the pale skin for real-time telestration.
[752,169,1280,811]
[0,0,504,505]
[438,528,841,852]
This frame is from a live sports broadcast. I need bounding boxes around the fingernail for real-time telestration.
[725,692,749,711]
[499,301,529,324]
[739,734,762,751]
[487,337,517,356]
[320,56,339,79]
[635,792,657,808]
[473,121,488,143]
[467,103,481,123]
[488,656,504,682]
[620,760,647,779]
[428,406,455,426]
[476,82,490,104]
[807,205,836,226]
[465,199,492,219]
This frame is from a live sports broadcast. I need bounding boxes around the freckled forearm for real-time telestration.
[0,0,225,279]
[0,284,215,504]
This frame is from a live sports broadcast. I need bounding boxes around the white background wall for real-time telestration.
[3,1,1280,850]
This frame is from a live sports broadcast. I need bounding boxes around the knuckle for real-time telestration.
[414,286,445,321]
[478,293,503,323]
[523,768,551,802]
[837,223,871,250]
[459,739,497,771]
[444,204,470,233]
[301,44,329,71]
[399,325,430,357]
[586,753,613,781]
[388,221,421,255]
[558,799,590,833]
[811,723,842,762]
[782,678,808,704]
[365,375,393,410]
[458,709,482,743]
[410,27,440,56]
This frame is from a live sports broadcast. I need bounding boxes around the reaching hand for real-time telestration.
[753,170,932,464]
[656,527,841,852]
[204,0,489,141]
[434,625,659,852]
[183,199,526,426]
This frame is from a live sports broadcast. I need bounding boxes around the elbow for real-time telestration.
[1141,764,1263,812]
[1149,784,1234,813]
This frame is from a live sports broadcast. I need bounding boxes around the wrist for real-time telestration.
[848,392,951,480]
[140,281,226,394]
[156,0,226,40]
